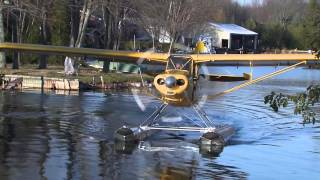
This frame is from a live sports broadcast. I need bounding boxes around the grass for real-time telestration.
[0,64,154,84]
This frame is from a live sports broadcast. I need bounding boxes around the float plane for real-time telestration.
[0,42,318,155]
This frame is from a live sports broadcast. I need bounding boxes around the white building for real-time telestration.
[204,23,258,51]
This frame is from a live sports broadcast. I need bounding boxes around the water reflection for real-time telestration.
[0,89,248,179]
[159,166,193,180]
[0,66,320,179]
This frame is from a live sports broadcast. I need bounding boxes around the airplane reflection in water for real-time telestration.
[0,90,248,179]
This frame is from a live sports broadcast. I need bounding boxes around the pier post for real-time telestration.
[41,76,44,93]
[1,75,4,89]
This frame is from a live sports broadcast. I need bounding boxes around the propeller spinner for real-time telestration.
[165,76,176,88]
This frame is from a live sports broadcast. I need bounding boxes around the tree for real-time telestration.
[130,0,163,51]
[44,0,70,67]
[65,0,96,74]
[303,0,320,50]
[265,84,320,124]
[36,0,54,69]
[101,0,131,50]
[10,0,29,69]
[0,1,5,68]
[6,0,40,69]
[74,0,94,48]
[131,0,212,53]
[99,0,133,72]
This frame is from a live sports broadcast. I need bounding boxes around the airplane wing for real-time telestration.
[190,53,318,63]
[0,42,169,64]
[192,53,319,82]
[1,42,318,64]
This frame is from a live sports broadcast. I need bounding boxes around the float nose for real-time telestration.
[165,76,176,88]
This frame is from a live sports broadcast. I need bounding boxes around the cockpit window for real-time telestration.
[167,56,191,71]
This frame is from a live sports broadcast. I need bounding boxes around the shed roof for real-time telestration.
[210,23,258,35]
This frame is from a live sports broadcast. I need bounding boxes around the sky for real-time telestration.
[236,0,260,6]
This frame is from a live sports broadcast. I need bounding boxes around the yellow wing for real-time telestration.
[191,53,318,63]
[1,42,318,64]
[0,42,169,63]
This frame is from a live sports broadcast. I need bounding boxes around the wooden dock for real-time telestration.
[1,75,79,91]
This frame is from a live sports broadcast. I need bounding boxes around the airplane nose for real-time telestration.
[165,76,176,88]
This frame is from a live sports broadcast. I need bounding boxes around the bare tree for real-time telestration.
[74,0,94,48]
[99,0,132,50]
[0,1,5,68]
[65,0,97,74]
[131,0,212,53]
[97,0,133,72]
[5,0,40,69]
[130,0,163,51]
[36,0,54,69]
[248,0,306,26]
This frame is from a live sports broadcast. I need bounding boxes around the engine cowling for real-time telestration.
[154,73,188,96]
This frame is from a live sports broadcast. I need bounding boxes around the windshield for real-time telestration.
[167,56,192,71]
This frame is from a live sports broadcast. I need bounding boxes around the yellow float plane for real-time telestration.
[0,42,318,155]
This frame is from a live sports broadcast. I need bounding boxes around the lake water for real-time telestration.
[0,66,320,179]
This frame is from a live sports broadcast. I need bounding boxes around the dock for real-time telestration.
[1,75,79,91]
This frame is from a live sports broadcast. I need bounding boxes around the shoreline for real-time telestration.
[0,65,153,91]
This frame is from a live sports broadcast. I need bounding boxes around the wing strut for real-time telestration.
[208,61,307,99]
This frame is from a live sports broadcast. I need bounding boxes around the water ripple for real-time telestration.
[0,67,320,179]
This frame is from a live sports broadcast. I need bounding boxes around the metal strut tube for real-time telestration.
[140,103,168,127]
[209,61,307,99]
[140,103,217,132]
[193,104,215,128]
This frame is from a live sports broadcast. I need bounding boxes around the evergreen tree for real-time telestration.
[48,0,70,66]
[303,0,320,50]
[50,0,70,46]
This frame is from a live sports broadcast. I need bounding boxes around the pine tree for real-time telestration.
[48,0,70,66]
[303,0,320,50]
[50,0,70,46]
